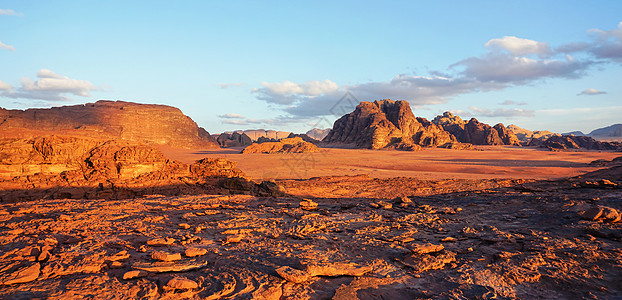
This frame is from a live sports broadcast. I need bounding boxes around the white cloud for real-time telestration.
[0,41,15,51]
[1,69,97,101]
[217,82,243,89]
[485,36,551,57]
[218,113,245,119]
[577,88,607,96]
[588,21,622,62]
[469,106,535,118]
[453,52,590,83]
[0,9,22,16]
[499,100,527,106]
[252,79,339,105]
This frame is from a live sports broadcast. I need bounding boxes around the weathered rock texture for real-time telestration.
[529,135,622,151]
[0,100,219,149]
[323,100,455,149]
[433,112,520,146]
[0,135,284,202]
[242,137,320,154]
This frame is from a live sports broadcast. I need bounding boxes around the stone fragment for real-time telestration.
[441,237,457,242]
[151,251,181,262]
[276,266,310,283]
[184,247,207,257]
[299,199,318,211]
[147,238,175,246]
[178,223,191,229]
[0,263,40,285]
[306,262,372,277]
[580,206,621,223]
[123,270,148,280]
[407,243,445,254]
[401,251,456,273]
[167,277,198,290]
[132,260,209,273]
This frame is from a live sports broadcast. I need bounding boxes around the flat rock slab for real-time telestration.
[132,260,209,273]
[167,277,198,290]
[0,263,40,286]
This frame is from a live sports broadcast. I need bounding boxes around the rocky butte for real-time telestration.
[323,99,455,150]
[0,100,219,149]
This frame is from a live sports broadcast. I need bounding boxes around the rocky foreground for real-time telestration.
[0,167,621,299]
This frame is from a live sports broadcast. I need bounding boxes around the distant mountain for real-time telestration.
[589,124,622,137]
[562,131,585,136]
[306,128,331,141]
[221,129,292,141]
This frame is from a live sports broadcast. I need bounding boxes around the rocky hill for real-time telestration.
[236,129,291,141]
[242,137,320,154]
[432,112,520,146]
[216,132,253,147]
[323,100,455,149]
[0,100,218,149]
[528,135,622,151]
[507,124,556,142]
[306,128,331,141]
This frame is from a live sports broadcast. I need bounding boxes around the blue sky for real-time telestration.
[1,1,621,134]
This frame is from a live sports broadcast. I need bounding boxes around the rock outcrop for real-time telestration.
[216,132,253,147]
[0,100,219,149]
[306,128,331,141]
[529,135,622,151]
[507,125,556,142]
[0,135,288,202]
[433,112,520,146]
[323,100,455,149]
[238,129,292,141]
[242,137,320,154]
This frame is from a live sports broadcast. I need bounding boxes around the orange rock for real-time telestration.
[407,243,445,254]
[0,263,40,285]
[151,251,181,262]
[184,247,207,257]
[147,238,175,246]
[275,266,310,283]
[122,270,148,280]
[167,277,198,290]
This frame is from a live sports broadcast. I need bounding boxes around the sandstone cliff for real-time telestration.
[216,132,253,147]
[242,137,320,154]
[507,124,556,142]
[323,100,455,150]
[0,100,219,149]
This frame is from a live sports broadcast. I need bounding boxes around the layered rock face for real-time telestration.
[323,100,454,149]
[242,137,320,154]
[528,135,622,151]
[432,112,520,146]
[0,135,256,202]
[0,100,219,149]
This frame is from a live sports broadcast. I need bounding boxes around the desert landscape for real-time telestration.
[2,2,622,299]
[0,99,620,300]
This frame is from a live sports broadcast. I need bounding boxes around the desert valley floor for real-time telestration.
[1,145,621,299]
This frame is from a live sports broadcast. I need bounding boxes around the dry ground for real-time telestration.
[161,146,620,180]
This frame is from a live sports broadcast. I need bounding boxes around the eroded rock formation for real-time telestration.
[242,137,320,154]
[432,112,520,146]
[0,100,219,149]
[216,132,252,147]
[323,100,455,149]
[0,135,284,202]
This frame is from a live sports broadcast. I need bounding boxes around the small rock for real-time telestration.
[178,223,191,229]
[395,196,412,204]
[167,277,198,290]
[441,237,457,242]
[37,250,51,262]
[225,235,244,243]
[300,199,318,211]
[275,266,310,283]
[151,251,181,262]
[407,243,444,254]
[184,247,207,257]
[306,262,372,277]
[110,261,124,269]
[123,270,148,280]
[146,238,175,246]
[58,214,71,221]
[580,206,621,223]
